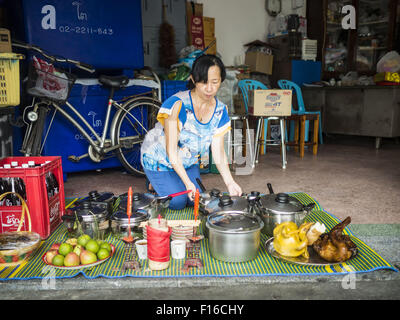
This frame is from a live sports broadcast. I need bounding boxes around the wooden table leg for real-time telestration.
[300,115,305,158]
[294,118,299,153]
[313,115,319,155]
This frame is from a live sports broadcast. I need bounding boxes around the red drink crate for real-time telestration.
[0,156,65,239]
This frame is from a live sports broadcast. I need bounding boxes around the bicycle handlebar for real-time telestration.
[12,40,96,73]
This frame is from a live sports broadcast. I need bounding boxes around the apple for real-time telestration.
[80,249,97,265]
[50,243,61,251]
[64,252,80,267]
[45,250,58,264]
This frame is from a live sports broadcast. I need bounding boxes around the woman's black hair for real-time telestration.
[188,54,226,90]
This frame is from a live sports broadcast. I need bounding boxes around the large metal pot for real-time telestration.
[117,192,170,219]
[62,201,111,240]
[201,193,253,238]
[206,210,264,262]
[110,209,151,239]
[258,183,316,237]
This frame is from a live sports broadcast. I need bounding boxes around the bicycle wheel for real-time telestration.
[111,97,161,176]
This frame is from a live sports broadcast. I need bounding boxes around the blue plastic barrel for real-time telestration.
[21,0,144,69]
[161,80,189,102]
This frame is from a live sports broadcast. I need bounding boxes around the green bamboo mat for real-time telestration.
[0,193,397,280]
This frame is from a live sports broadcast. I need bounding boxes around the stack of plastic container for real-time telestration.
[0,156,65,239]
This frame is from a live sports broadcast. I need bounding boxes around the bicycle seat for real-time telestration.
[98,75,129,89]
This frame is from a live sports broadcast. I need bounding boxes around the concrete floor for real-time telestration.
[64,134,400,225]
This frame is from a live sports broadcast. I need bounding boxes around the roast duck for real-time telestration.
[312,216,357,262]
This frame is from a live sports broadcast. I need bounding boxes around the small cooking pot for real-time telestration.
[117,192,170,219]
[258,183,316,237]
[73,190,115,215]
[110,209,151,239]
[62,201,111,240]
[206,210,264,263]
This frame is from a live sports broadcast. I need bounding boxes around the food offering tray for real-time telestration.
[265,237,358,267]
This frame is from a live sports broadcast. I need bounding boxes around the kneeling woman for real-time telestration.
[140,54,242,210]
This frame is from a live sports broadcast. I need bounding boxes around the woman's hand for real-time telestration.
[185,181,197,202]
[226,180,242,197]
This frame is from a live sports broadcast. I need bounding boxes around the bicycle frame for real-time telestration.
[41,94,155,161]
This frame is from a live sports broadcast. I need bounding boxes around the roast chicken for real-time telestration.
[273,221,314,259]
[312,216,357,262]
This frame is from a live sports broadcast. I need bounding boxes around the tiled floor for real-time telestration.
[63,135,400,225]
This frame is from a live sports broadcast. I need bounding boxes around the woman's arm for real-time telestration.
[211,132,242,196]
[164,101,197,200]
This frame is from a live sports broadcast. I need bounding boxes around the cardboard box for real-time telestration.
[245,51,273,75]
[186,1,203,45]
[203,17,215,38]
[248,89,292,116]
[204,36,216,55]
[0,28,12,53]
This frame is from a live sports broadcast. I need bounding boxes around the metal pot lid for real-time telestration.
[111,209,150,224]
[118,192,154,211]
[68,201,108,218]
[205,194,248,214]
[87,190,114,202]
[206,211,263,233]
[74,191,115,207]
[259,193,305,214]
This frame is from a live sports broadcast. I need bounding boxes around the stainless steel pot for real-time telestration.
[206,210,264,262]
[73,190,115,215]
[258,183,316,237]
[201,193,252,237]
[198,188,220,237]
[62,201,111,240]
[117,192,169,219]
[110,209,151,239]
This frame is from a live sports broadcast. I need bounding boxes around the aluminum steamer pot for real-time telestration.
[206,211,264,263]
[110,209,151,239]
[117,192,169,219]
[73,190,115,215]
[259,191,315,237]
[62,202,110,240]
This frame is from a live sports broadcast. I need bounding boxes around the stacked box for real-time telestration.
[0,156,65,239]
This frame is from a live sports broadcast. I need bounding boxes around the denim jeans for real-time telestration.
[144,165,203,210]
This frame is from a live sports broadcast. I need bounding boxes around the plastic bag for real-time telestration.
[377,51,400,73]
[29,56,70,101]
[341,71,358,86]
[216,70,240,114]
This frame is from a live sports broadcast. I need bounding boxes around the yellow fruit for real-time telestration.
[85,239,100,254]
[66,238,78,246]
